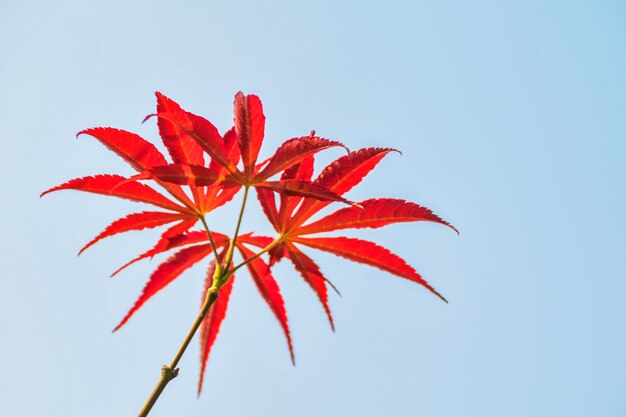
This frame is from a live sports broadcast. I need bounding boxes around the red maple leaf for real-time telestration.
[141,92,356,206]
[184,149,458,386]
[40,92,244,255]
[245,149,458,330]
[42,91,456,406]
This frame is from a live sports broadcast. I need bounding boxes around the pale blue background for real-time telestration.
[1,1,625,416]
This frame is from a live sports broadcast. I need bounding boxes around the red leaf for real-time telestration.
[156,92,205,166]
[134,164,242,215]
[77,127,168,172]
[79,211,189,255]
[114,244,213,331]
[256,137,345,180]
[45,92,456,389]
[203,181,241,215]
[209,126,241,173]
[268,243,288,265]
[234,92,265,175]
[277,156,315,230]
[295,198,459,236]
[78,127,196,209]
[281,154,315,182]
[256,187,280,230]
[285,242,334,330]
[111,230,229,277]
[237,233,275,249]
[292,147,397,226]
[198,250,234,395]
[317,147,398,194]
[238,232,282,264]
[237,243,294,364]
[256,180,356,207]
[292,236,447,302]
[160,217,198,239]
[153,108,239,175]
[203,127,242,211]
[41,175,192,214]
[155,92,208,206]
[144,164,225,187]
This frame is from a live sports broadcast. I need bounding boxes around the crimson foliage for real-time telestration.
[42,92,455,393]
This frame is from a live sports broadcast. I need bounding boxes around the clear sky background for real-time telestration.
[1,1,625,416]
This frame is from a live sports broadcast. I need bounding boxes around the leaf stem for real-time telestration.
[225,237,282,278]
[199,215,221,274]
[223,185,250,268]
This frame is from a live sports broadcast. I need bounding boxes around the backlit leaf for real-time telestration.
[292,236,446,302]
[237,243,294,364]
[79,211,190,255]
[256,137,345,180]
[295,198,458,235]
[234,92,265,175]
[41,175,192,213]
[292,147,397,226]
[285,242,334,330]
[114,244,213,331]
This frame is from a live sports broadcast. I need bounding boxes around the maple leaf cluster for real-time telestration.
[42,92,456,393]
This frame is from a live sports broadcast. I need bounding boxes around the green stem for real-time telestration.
[136,186,265,416]
[223,186,250,267]
[200,215,221,274]
[137,212,227,416]
[137,282,220,417]
[225,237,282,278]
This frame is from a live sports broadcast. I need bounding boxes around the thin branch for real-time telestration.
[137,270,221,417]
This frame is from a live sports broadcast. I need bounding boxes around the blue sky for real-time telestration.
[1,1,625,416]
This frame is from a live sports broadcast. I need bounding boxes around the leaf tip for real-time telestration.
[77,242,92,257]
[112,315,130,333]
[142,113,157,124]
[40,181,69,197]
[441,220,459,235]
[197,376,205,397]
[110,261,131,277]
[325,278,341,297]
[234,91,245,104]
[435,290,448,304]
